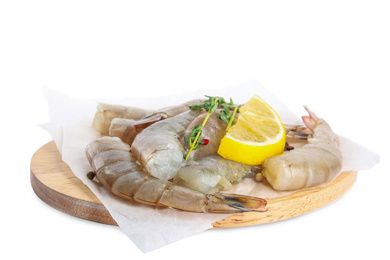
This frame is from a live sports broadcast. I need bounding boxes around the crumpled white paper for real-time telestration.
[40,80,380,253]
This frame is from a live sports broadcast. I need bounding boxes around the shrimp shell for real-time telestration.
[85,136,267,213]
[261,106,342,190]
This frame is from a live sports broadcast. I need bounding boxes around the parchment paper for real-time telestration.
[40,80,380,253]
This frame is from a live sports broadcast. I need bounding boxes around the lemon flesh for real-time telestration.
[217,94,285,165]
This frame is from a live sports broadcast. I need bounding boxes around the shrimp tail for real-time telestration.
[206,193,268,213]
[302,105,324,131]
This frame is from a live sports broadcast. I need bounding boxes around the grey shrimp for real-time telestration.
[104,99,205,145]
[85,136,267,213]
[260,106,342,190]
[92,99,203,136]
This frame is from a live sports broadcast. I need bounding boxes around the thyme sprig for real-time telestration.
[184,96,226,160]
[216,98,241,131]
[183,123,204,150]
[184,96,241,160]
[188,95,226,113]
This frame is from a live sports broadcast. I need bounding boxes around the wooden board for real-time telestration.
[30,141,357,228]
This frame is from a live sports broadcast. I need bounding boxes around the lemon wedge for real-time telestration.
[217,94,285,165]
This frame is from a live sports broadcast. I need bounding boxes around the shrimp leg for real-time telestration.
[261,106,342,190]
[284,124,312,140]
[86,136,267,213]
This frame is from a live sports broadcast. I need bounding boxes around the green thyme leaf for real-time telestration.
[184,136,189,146]
[189,104,203,110]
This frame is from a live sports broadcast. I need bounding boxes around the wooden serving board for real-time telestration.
[30,141,357,228]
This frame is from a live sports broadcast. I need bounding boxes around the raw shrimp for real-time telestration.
[174,155,258,194]
[131,110,202,180]
[92,103,153,136]
[85,136,267,213]
[260,106,342,191]
[108,100,203,146]
[92,99,204,136]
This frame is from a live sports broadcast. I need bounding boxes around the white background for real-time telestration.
[1,1,389,259]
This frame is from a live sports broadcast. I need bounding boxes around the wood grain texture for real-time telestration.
[30,141,357,228]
